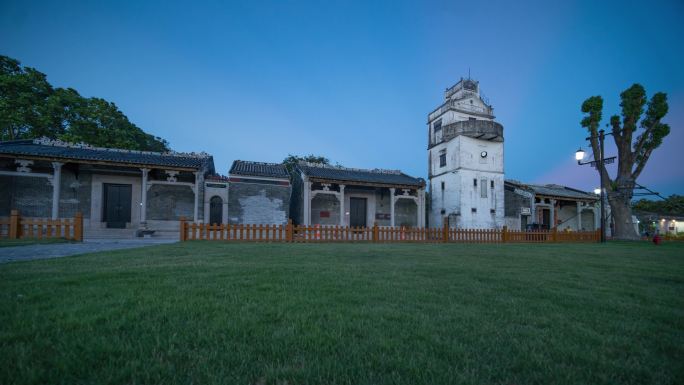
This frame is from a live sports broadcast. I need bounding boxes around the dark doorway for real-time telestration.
[209,196,223,225]
[541,208,551,227]
[521,215,529,231]
[103,183,132,228]
[349,197,367,227]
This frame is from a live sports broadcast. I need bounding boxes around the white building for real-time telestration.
[427,78,505,228]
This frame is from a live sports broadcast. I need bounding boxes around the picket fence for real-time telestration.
[0,210,83,241]
[179,218,600,244]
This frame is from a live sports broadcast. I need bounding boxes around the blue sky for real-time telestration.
[2,0,683,196]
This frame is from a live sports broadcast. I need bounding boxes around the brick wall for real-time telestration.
[228,182,290,225]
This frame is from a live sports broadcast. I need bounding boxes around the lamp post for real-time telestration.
[575,129,616,243]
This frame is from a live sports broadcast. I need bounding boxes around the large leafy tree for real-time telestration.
[633,195,684,216]
[0,55,169,151]
[580,84,670,240]
[282,154,331,176]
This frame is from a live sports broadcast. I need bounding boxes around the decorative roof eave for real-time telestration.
[533,192,599,202]
[307,176,425,189]
[0,152,201,172]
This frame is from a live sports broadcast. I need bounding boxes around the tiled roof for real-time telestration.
[229,160,289,179]
[505,180,597,200]
[0,138,214,171]
[298,163,425,187]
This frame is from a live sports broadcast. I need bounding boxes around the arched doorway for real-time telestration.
[209,196,223,224]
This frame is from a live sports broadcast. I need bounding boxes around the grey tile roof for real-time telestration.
[229,160,289,179]
[298,163,425,187]
[528,183,597,200]
[0,139,214,171]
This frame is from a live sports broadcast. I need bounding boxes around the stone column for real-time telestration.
[389,188,396,227]
[576,201,582,231]
[193,171,200,223]
[303,180,311,225]
[594,205,600,231]
[51,162,63,219]
[140,168,149,226]
[339,184,346,226]
[549,199,556,229]
[418,189,425,228]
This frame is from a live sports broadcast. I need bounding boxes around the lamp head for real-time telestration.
[575,147,586,161]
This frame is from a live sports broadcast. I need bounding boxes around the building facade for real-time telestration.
[0,138,214,238]
[227,160,291,225]
[504,180,599,231]
[427,78,505,228]
[291,163,425,227]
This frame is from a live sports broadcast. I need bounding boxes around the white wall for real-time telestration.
[429,135,504,228]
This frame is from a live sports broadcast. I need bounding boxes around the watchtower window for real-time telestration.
[441,181,445,190]
[433,119,442,133]
[473,179,477,187]
[439,150,446,167]
[490,180,494,189]
[480,179,488,198]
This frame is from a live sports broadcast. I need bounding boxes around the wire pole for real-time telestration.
[599,129,606,243]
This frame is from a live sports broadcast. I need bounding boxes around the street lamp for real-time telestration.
[575,129,616,243]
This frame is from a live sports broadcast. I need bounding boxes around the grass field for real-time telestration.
[0,238,70,248]
[1,241,683,384]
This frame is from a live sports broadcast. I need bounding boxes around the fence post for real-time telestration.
[286,219,293,242]
[551,227,558,242]
[442,217,448,243]
[373,223,379,242]
[179,216,187,241]
[74,212,83,241]
[502,225,507,243]
[9,209,20,239]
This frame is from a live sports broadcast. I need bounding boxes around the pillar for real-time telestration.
[303,180,311,226]
[549,199,556,229]
[339,184,346,226]
[389,188,396,227]
[193,171,200,223]
[418,189,425,228]
[51,162,63,219]
[576,201,582,231]
[140,168,149,226]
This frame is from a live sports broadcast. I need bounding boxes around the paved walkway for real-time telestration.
[0,239,176,264]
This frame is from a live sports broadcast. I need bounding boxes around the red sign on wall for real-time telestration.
[320,211,330,218]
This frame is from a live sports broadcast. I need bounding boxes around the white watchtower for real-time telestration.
[427,78,505,228]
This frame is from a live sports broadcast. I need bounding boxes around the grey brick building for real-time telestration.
[227,160,291,225]
[291,162,425,227]
[504,180,599,231]
[0,138,214,238]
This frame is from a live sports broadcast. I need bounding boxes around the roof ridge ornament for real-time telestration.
[299,161,402,175]
[31,137,211,159]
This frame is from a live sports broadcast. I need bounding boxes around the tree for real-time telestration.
[580,84,670,240]
[282,154,331,176]
[0,55,169,151]
[633,195,684,216]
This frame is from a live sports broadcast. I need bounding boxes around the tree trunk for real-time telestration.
[608,193,639,240]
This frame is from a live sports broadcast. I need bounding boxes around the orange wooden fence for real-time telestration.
[179,218,600,244]
[0,210,83,241]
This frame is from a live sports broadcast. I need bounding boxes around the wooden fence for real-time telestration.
[0,210,83,241]
[179,218,600,244]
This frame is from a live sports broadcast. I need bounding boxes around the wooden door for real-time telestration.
[103,183,132,228]
[209,196,223,225]
[349,197,367,227]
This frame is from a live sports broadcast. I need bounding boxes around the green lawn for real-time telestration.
[0,238,70,248]
[1,242,683,385]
